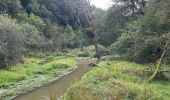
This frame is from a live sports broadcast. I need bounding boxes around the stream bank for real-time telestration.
[13,59,95,100]
[0,57,77,100]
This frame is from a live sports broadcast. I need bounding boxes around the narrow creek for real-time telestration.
[13,59,95,100]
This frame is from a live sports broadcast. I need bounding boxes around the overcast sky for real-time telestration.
[91,0,112,10]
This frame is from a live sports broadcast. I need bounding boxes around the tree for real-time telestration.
[112,0,146,16]
[148,33,170,82]
[0,15,24,68]
[21,23,45,50]
[84,0,100,61]
[0,0,22,16]
[98,0,147,46]
[17,13,45,31]
[109,0,170,64]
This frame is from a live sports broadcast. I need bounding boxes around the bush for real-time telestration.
[109,32,136,55]
[98,44,110,56]
[21,23,45,50]
[132,37,163,63]
[0,15,24,68]
[109,17,170,64]
[109,33,165,63]
[17,13,45,31]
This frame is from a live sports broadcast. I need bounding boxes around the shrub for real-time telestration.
[109,32,136,55]
[98,44,110,56]
[17,13,45,31]
[0,15,24,68]
[110,31,167,63]
[21,23,45,50]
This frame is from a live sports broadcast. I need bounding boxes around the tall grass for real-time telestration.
[65,61,170,100]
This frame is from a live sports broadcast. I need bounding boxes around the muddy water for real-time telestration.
[13,60,95,100]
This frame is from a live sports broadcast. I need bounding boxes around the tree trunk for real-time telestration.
[94,36,100,62]
[86,0,100,62]
[148,43,168,82]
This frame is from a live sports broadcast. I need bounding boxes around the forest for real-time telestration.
[0,0,170,100]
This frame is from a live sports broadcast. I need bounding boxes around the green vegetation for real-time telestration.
[66,60,170,100]
[66,45,109,57]
[0,0,169,66]
[0,54,77,99]
[0,0,89,68]
[0,0,170,100]
[105,0,170,63]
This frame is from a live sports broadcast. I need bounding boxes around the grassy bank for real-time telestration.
[0,54,77,100]
[65,60,170,100]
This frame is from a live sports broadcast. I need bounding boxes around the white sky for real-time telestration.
[91,0,112,10]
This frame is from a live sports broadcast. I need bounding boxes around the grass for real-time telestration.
[0,57,76,88]
[65,60,170,100]
[0,53,77,100]
[0,70,27,88]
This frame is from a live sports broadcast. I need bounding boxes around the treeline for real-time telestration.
[0,0,91,68]
[96,0,170,64]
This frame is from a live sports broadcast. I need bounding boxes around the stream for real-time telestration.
[13,59,95,100]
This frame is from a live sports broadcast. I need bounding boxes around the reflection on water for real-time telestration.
[14,60,95,100]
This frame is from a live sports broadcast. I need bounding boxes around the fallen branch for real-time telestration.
[89,63,99,67]
[148,42,168,82]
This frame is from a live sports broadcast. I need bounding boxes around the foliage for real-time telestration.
[21,23,45,50]
[96,0,146,46]
[0,0,22,16]
[0,15,24,68]
[0,0,96,54]
[19,0,89,28]
[43,22,87,51]
[61,25,76,48]
[109,32,137,55]
[17,13,45,31]
[109,0,170,63]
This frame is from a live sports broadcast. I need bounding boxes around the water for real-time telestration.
[13,60,94,100]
